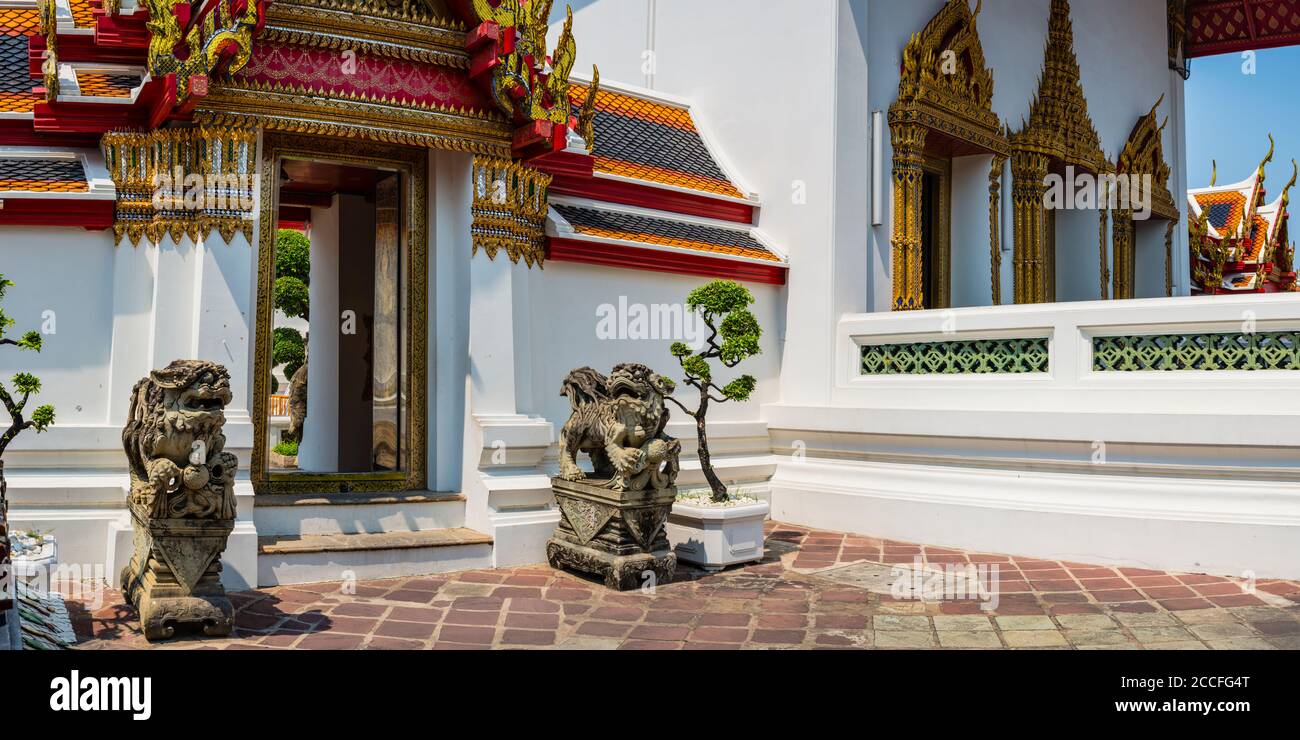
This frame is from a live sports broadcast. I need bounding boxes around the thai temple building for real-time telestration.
[1187,142,1297,294]
[1,0,1298,613]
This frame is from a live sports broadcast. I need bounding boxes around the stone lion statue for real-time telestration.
[122,360,237,521]
[557,363,680,491]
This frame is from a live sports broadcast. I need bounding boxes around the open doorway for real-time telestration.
[252,137,427,494]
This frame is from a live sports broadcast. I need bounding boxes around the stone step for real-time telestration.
[256,528,494,587]
[253,491,466,537]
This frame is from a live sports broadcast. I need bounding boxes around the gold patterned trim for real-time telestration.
[194,81,513,156]
[37,0,58,101]
[262,0,469,67]
[251,133,428,494]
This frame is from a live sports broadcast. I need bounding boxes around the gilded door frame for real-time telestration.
[250,132,429,494]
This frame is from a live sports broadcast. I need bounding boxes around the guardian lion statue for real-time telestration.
[120,360,238,641]
[557,363,680,491]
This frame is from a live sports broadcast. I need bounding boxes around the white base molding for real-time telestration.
[667,499,770,571]
[771,457,1300,580]
[256,529,494,586]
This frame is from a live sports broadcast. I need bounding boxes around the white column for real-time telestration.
[298,198,340,472]
[106,241,158,425]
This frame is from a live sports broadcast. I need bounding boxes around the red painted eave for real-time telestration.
[1186,0,1300,58]
[548,237,787,286]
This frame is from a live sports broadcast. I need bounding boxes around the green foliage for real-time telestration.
[11,373,40,396]
[274,276,310,320]
[686,279,753,317]
[273,327,306,380]
[30,404,54,432]
[722,375,756,402]
[681,355,711,382]
[275,229,311,284]
[273,439,299,457]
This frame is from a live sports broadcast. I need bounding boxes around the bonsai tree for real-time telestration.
[0,275,55,504]
[271,228,309,393]
[667,280,761,503]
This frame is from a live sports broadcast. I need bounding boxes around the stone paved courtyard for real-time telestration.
[68,523,1300,650]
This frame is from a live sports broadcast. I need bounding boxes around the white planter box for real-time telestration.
[666,499,769,571]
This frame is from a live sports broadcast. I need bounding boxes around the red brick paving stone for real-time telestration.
[683,641,742,650]
[970,554,1012,563]
[324,617,380,634]
[577,621,633,638]
[689,626,749,643]
[645,610,695,624]
[387,606,443,623]
[699,612,751,627]
[815,614,870,629]
[1091,589,1146,603]
[433,642,490,650]
[1030,580,1081,592]
[926,554,969,564]
[757,613,809,628]
[1257,581,1300,596]
[760,599,810,614]
[1117,567,1165,577]
[385,590,439,604]
[366,637,426,649]
[620,640,684,650]
[1070,568,1120,579]
[1015,559,1060,571]
[508,597,562,613]
[444,610,500,626]
[1041,592,1088,603]
[1078,578,1131,591]
[297,633,365,650]
[545,588,593,602]
[493,586,545,599]
[504,575,551,586]
[1140,586,1199,599]
[1158,598,1213,611]
[563,603,591,616]
[820,589,868,603]
[351,585,391,598]
[1126,575,1179,587]
[502,629,556,646]
[235,612,281,630]
[1252,620,1300,635]
[452,596,505,611]
[589,606,644,622]
[1194,582,1248,597]
[458,571,507,584]
[331,603,389,618]
[1177,574,1229,585]
[815,633,862,647]
[375,620,439,640]
[1208,594,1266,607]
[753,629,806,644]
[505,612,560,630]
[259,633,303,648]
[438,625,496,644]
[630,624,691,641]
[399,577,447,592]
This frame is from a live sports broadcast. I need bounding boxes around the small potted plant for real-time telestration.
[662,280,769,570]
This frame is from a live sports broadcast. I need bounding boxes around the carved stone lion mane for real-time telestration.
[557,363,680,491]
[122,359,237,520]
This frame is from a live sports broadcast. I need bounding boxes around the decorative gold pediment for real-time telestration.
[1011,0,1110,174]
[889,0,1007,157]
[261,0,470,67]
[1117,96,1179,222]
[471,156,552,268]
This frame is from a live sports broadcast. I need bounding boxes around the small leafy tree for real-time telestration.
[0,275,55,504]
[667,280,761,503]
[272,229,310,393]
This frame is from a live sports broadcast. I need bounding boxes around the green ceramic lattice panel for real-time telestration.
[1093,331,1300,371]
[860,338,1050,375]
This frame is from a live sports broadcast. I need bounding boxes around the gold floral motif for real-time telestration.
[261,0,469,67]
[145,0,262,103]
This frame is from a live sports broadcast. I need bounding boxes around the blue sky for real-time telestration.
[1186,47,1300,190]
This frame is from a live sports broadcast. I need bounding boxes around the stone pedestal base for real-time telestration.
[547,477,676,591]
[121,512,235,642]
[546,478,676,587]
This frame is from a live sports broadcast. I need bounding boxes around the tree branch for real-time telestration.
[664,394,697,418]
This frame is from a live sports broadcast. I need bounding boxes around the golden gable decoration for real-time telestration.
[471,156,552,268]
[145,0,263,104]
[888,0,1007,311]
[1114,96,1180,298]
[1010,0,1113,304]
